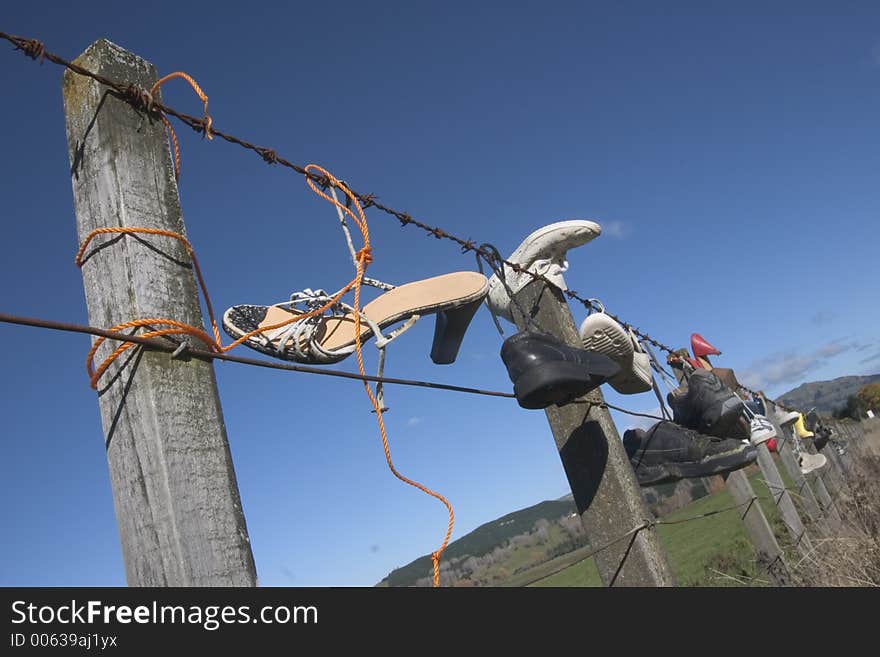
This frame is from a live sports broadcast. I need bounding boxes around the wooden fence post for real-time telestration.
[864,417,880,456]
[753,443,812,557]
[509,280,675,586]
[62,39,257,586]
[801,441,843,530]
[817,440,846,493]
[723,470,791,586]
[766,414,826,526]
[823,421,859,482]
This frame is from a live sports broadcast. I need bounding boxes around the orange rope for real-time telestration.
[75,165,454,586]
[149,71,213,181]
[306,167,455,587]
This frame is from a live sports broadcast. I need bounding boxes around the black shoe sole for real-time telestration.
[632,445,757,487]
[513,361,601,409]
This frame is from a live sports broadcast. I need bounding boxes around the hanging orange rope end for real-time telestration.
[304,164,454,587]
[148,71,213,179]
[431,552,442,587]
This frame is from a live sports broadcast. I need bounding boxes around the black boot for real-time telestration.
[500,331,620,409]
[624,421,757,486]
[667,369,747,439]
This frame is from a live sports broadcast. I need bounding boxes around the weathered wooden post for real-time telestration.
[753,443,812,557]
[801,441,843,530]
[864,417,880,456]
[510,281,675,586]
[764,409,826,526]
[723,470,790,586]
[62,39,257,585]
[821,445,848,493]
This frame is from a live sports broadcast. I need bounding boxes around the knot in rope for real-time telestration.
[356,246,373,266]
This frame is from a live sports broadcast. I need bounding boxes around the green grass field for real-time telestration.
[525,464,805,587]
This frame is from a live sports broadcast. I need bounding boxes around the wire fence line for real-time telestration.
[516,467,851,588]
[515,495,777,587]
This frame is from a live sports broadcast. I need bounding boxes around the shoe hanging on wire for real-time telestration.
[690,332,720,370]
[624,421,757,487]
[483,220,601,329]
[223,183,488,367]
[578,300,654,395]
[499,331,619,409]
[223,273,487,366]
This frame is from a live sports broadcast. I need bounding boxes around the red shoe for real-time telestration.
[691,333,721,359]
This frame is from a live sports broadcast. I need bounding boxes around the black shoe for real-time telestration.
[745,398,766,417]
[813,425,832,451]
[500,331,620,409]
[668,370,746,439]
[805,409,821,433]
[624,421,757,486]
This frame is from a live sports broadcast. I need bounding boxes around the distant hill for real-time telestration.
[778,374,880,414]
[378,498,576,587]
[378,479,707,587]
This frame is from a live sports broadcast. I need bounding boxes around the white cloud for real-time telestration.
[738,338,861,390]
[406,416,422,427]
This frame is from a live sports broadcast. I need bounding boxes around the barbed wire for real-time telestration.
[515,495,768,587]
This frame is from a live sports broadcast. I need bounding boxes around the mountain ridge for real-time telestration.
[776,373,880,413]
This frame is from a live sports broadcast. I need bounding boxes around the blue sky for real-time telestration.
[1,2,878,587]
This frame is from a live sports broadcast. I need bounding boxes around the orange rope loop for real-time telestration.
[147,71,213,180]
[75,166,453,586]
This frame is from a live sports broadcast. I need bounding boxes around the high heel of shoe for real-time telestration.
[430,297,484,365]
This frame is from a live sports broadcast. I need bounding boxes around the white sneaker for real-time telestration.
[775,409,801,427]
[799,452,827,475]
[615,328,653,394]
[749,415,776,446]
[579,311,653,395]
[485,220,601,324]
